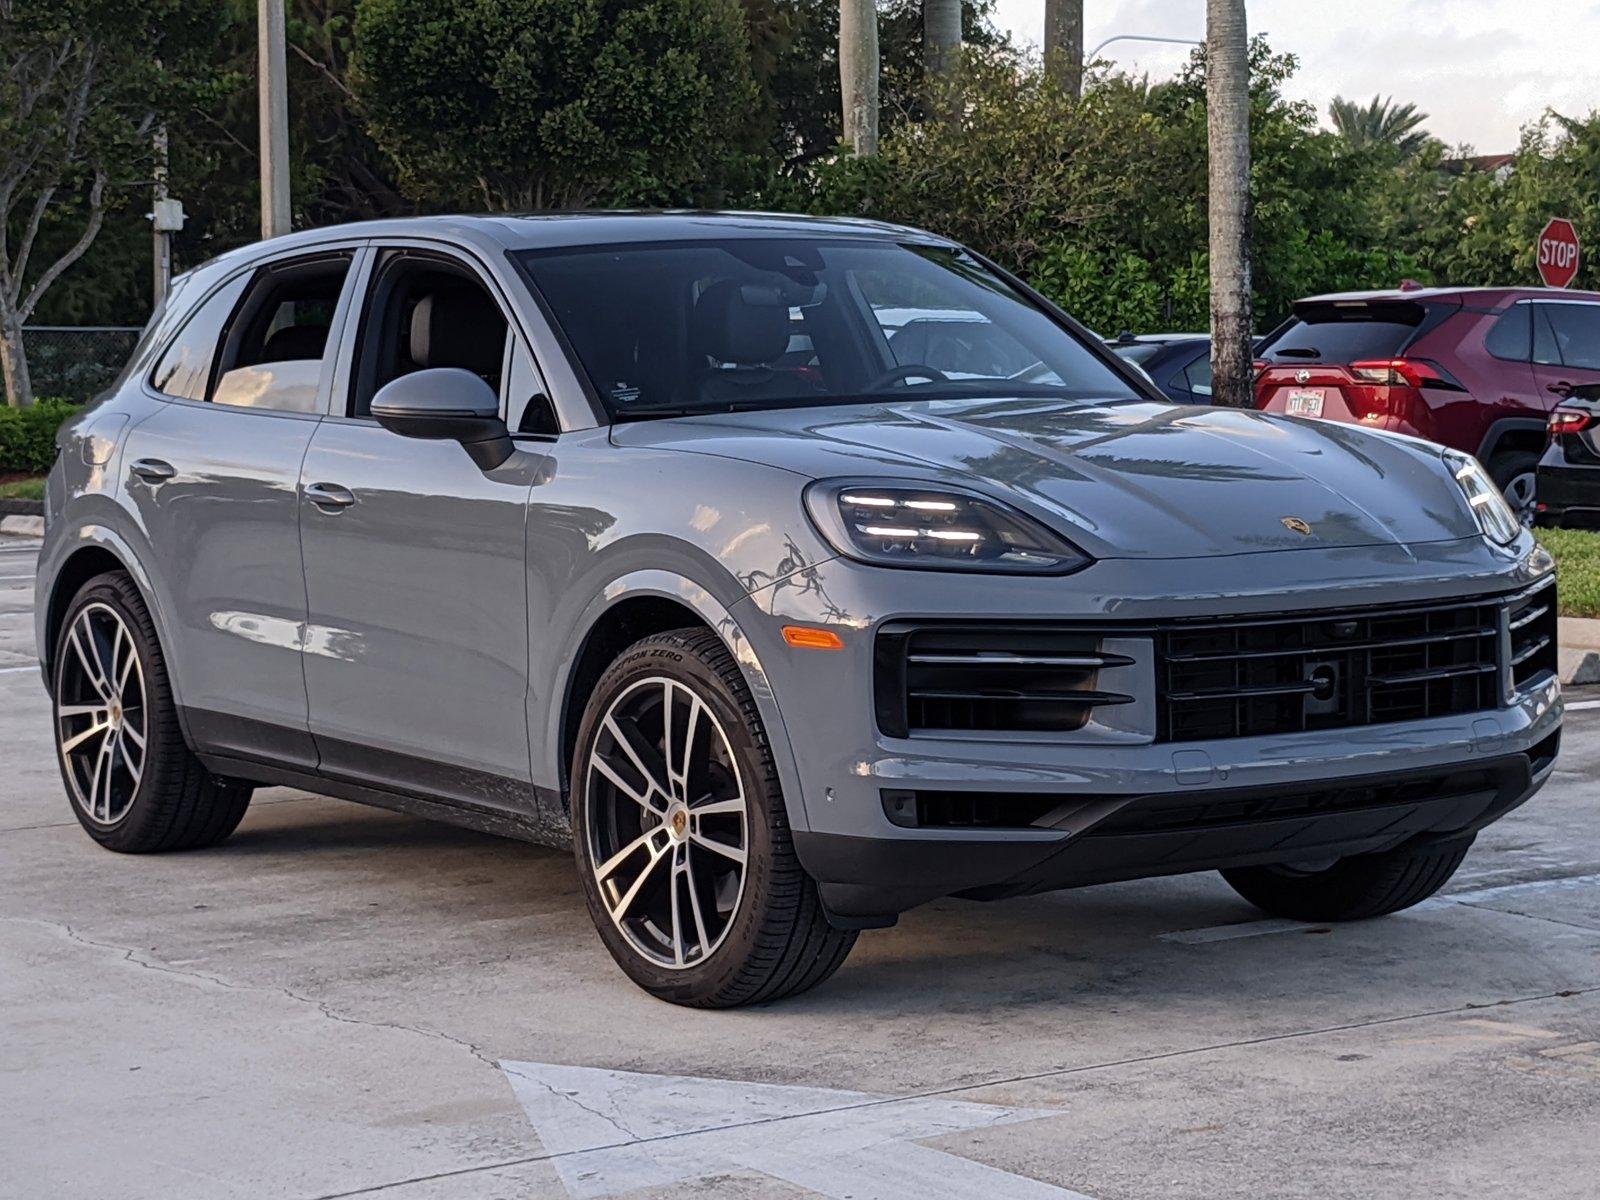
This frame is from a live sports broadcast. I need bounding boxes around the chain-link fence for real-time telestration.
[21,326,143,403]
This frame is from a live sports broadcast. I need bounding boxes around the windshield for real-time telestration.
[514,239,1139,419]
[1263,301,1426,363]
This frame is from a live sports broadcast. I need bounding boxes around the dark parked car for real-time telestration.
[1255,287,1600,522]
[1537,384,1600,528]
[1107,333,1214,403]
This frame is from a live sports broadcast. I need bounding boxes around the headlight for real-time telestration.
[804,481,1090,574]
[1443,450,1521,545]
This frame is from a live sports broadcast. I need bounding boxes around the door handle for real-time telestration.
[1547,380,1575,398]
[129,457,176,484]
[304,482,356,511]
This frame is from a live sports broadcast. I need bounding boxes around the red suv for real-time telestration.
[1255,286,1600,521]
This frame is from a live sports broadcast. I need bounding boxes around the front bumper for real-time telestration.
[741,537,1563,924]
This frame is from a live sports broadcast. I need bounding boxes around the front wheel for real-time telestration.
[571,628,855,1007]
[1220,837,1473,922]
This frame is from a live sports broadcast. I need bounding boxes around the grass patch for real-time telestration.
[1537,528,1600,619]
[0,474,45,502]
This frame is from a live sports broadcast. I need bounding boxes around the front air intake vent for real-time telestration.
[875,624,1135,737]
[1507,579,1558,690]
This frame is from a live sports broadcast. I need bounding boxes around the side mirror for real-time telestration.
[370,368,513,471]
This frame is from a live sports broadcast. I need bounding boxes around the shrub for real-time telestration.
[0,399,80,474]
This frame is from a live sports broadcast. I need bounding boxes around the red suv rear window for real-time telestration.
[1263,301,1427,363]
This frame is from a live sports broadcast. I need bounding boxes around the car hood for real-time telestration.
[612,397,1483,560]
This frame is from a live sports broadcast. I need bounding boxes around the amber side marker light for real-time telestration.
[782,625,846,651]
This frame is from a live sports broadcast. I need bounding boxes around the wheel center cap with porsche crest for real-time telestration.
[1281,517,1313,536]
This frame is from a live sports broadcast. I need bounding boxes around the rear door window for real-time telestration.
[211,253,355,413]
[1539,303,1600,371]
[1262,302,1426,363]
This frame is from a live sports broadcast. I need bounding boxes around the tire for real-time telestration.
[571,627,856,1007]
[1220,838,1473,923]
[52,571,252,853]
[1488,450,1540,526]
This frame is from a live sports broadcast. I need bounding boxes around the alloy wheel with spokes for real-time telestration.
[56,602,147,827]
[585,675,750,970]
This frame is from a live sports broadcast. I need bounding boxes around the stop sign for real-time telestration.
[1537,217,1581,288]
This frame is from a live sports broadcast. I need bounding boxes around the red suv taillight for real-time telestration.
[1549,407,1594,441]
[1348,359,1466,391]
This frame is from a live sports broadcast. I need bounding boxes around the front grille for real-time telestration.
[875,582,1555,743]
[1157,595,1507,742]
[873,625,1134,737]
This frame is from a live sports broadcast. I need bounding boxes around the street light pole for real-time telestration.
[258,0,291,239]
[1084,33,1203,66]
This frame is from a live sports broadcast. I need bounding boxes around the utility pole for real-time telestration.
[924,0,961,85]
[151,124,172,307]
[258,0,291,239]
[1206,0,1253,409]
[840,0,879,155]
[1043,0,1083,96]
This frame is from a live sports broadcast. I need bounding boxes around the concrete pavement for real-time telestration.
[4,534,1600,1200]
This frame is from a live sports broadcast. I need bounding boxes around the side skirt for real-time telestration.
[198,750,573,849]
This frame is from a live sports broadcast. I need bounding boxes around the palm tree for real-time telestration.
[1328,95,1433,156]
[1206,0,1252,409]
[1042,0,1083,95]
[840,0,879,154]
[924,0,961,82]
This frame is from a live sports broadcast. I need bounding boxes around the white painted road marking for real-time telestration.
[500,1061,1093,1200]
[1160,871,1600,943]
[0,663,39,674]
[1567,699,1600,712]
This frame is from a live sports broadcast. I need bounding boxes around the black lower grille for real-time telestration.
[1157,595,1506,742]
[874,624,1134,737]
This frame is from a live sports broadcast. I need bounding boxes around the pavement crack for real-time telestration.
[501,1065,640,1142]
[3,915,501,1072]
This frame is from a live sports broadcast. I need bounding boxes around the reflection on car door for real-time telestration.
[296,246,546,810]
[121,246,364,767]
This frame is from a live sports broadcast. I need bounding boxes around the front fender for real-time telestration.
[541,567,811,836]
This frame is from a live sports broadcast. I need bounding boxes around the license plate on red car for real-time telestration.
[1285,388,1325,417]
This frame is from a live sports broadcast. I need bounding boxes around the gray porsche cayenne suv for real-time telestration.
[36,213,1562,1007]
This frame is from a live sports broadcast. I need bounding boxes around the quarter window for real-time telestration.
[1181,354,1213,397]
[1483,303,1531,361]
[150,274,251,401]
[210,253,354,413]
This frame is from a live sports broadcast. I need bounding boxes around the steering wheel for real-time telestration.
[865,363,949,391]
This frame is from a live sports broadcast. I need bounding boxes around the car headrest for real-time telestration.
[259,324,327,363]
[410,287,506,375]
[691,280,790,366]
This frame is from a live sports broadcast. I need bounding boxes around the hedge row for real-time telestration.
[0,399,80,474]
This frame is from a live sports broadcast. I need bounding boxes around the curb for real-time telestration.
[0,514,43,537]
[0,498,44,517]
[1560,616,1600,686]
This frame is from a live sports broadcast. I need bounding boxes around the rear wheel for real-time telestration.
[1489,451,1539,526]
[1220,838,1473,922]
[571,627,855,1007]
[53,572,252,853]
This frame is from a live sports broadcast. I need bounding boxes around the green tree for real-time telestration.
[1328,94,1433,157]
[0,0,218,406]
[352,0,763,209]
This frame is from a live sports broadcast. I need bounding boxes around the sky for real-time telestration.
[988,0,1600,153]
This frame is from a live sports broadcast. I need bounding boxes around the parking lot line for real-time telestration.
[1566,699,1600,711]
